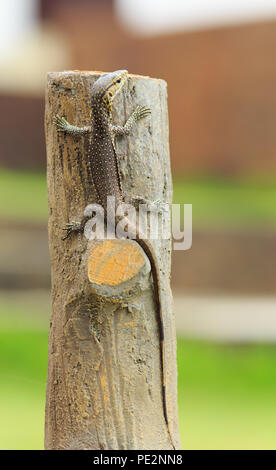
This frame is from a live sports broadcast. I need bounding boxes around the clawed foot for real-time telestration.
[134,105,151,121]
[151,199,167,213]
[146,199,167,214]
[62,220,83,240]
[131,196,165,214]
[53,114,70,132]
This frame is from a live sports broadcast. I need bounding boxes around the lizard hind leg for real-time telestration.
[130,196,165,214]
[61,220,84,240]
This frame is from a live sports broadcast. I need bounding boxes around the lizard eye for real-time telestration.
[117,79,121,83]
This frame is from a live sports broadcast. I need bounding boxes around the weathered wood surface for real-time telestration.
[45,71,180,450]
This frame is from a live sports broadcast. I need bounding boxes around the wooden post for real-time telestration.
[44,71,180,450]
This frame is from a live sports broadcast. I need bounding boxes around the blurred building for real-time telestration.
[0,0,276,174]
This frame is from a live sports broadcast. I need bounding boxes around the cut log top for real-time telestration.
[88,239,147,287]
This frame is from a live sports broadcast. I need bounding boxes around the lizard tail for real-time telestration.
[136,237,176,450]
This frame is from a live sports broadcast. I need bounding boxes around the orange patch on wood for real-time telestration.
[99,373,109,403]
[88,240,145,287]
[123,321,136,327]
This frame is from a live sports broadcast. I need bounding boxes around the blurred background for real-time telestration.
[1,0,276,450]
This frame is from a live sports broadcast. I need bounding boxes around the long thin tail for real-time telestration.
[136,237,176,450]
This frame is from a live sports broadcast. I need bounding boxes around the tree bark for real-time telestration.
[44,71,180,450]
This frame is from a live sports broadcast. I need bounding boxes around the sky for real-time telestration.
[116,0,276,35]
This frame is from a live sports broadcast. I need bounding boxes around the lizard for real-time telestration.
[54,70,175,449]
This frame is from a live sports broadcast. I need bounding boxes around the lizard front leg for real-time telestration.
[54,114,91,136]
[110,105,151,136]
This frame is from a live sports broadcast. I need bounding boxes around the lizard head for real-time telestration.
[91,70,128,112]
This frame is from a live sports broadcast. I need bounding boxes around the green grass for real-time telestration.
[1,291,276,449]
[0,330,48,450]
[177,339,276,449]
[0,291,49,450]
[0,338,47,450]
[0,168,47,223]
[173,176,276,229]
[1,167,276,229]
